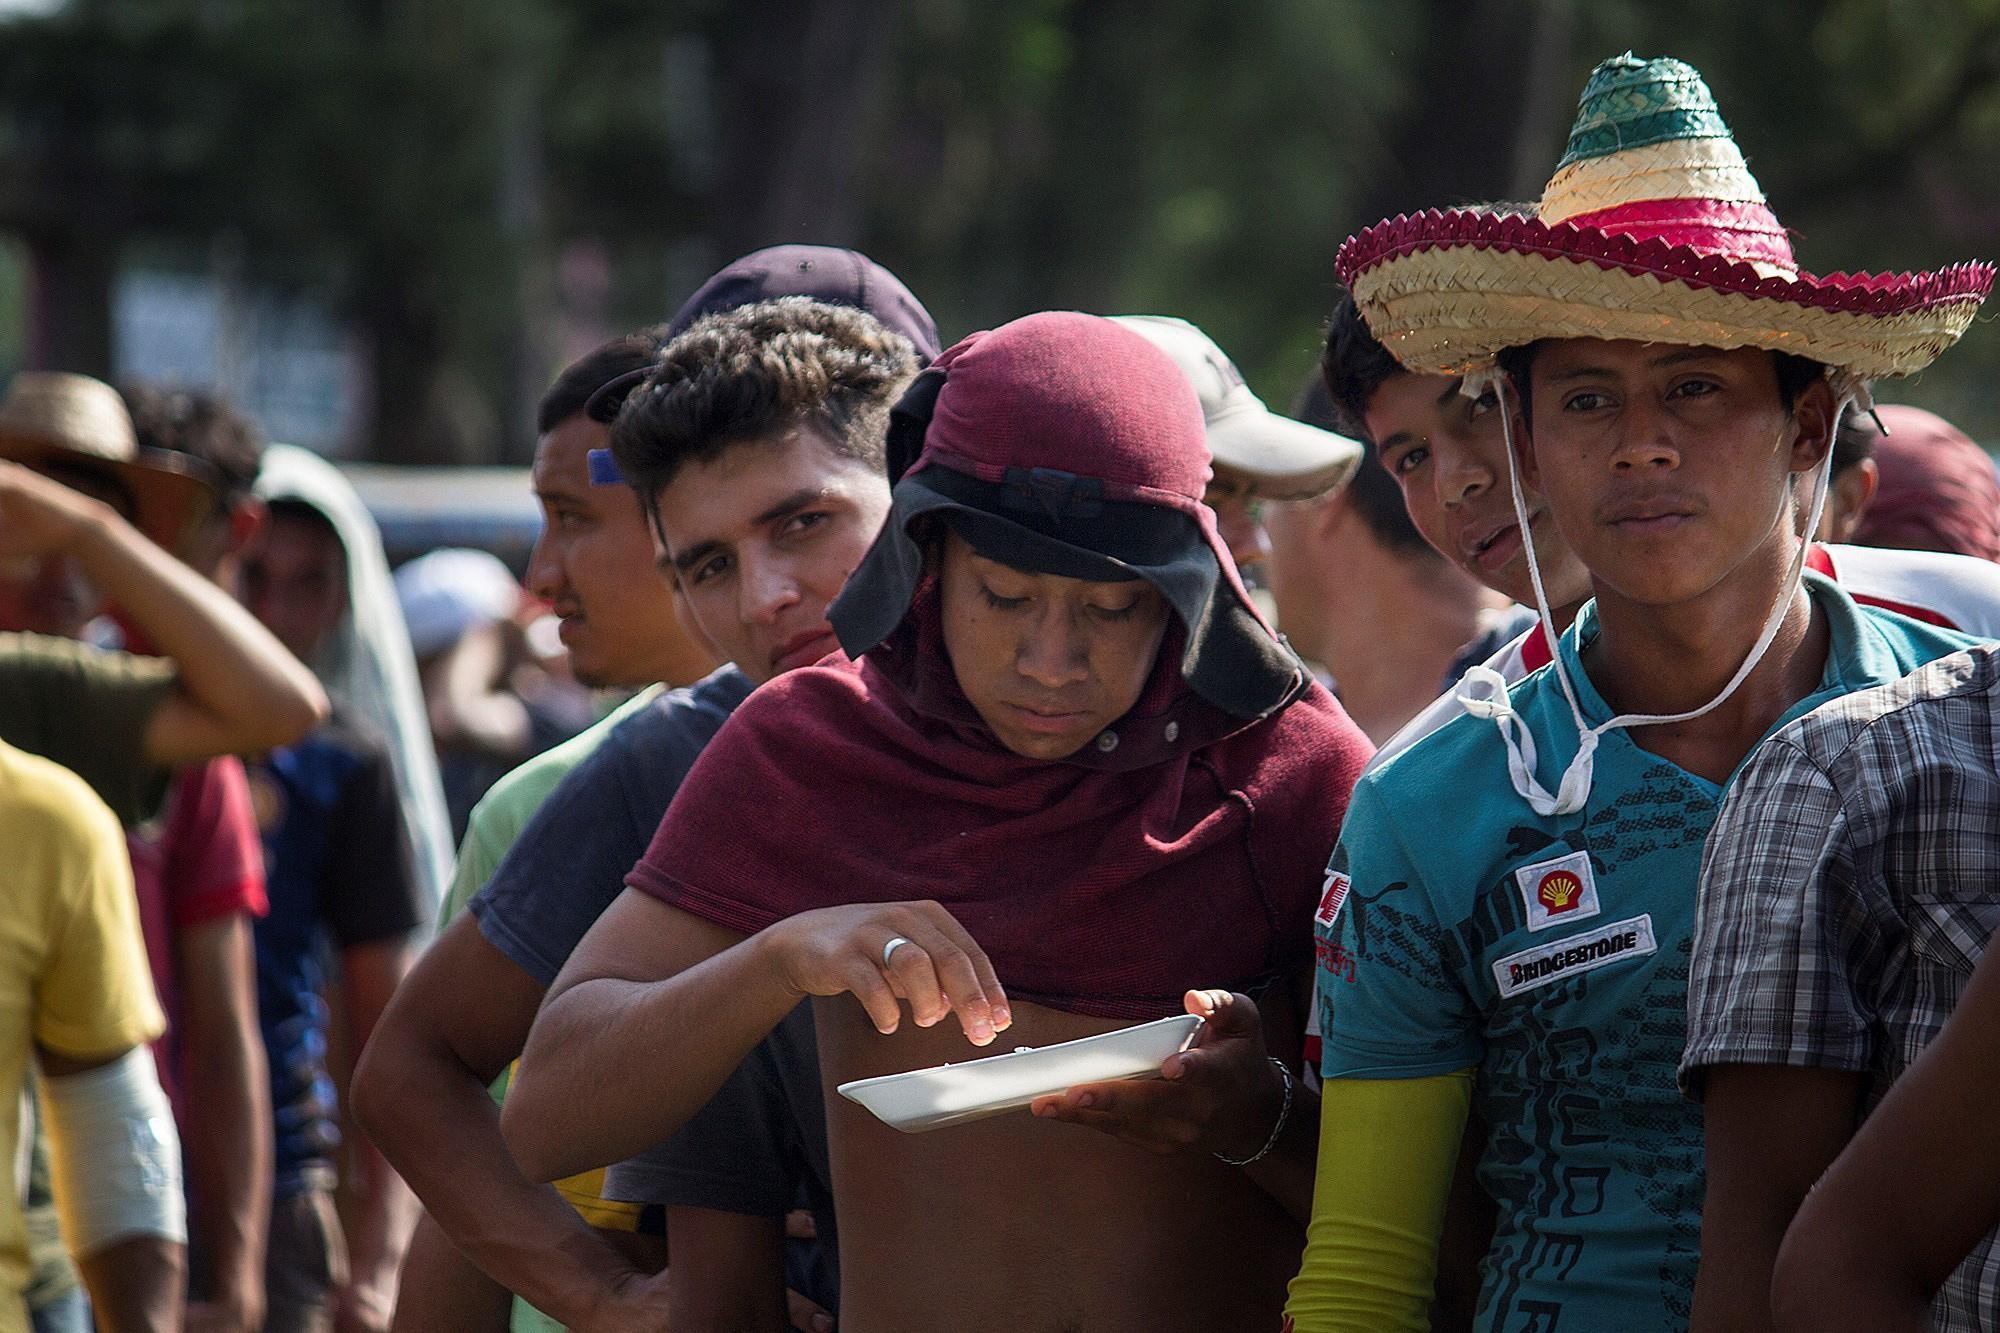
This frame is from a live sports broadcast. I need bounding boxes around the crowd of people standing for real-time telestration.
[2,48,1998,1333]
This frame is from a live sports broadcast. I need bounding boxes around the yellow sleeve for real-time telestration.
[1285,1068,1476,1333]
[24,754,164,1059]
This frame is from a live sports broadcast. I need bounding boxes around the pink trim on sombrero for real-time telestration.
[1563,197,1795,273]
[1336,209,1995,315]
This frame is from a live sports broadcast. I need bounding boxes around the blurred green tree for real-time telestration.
[0,0,1990,459]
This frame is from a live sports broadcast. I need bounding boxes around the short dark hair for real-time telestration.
[536,325,670,435]
[122,384,265,508]
[1494,342,1825,432]
[264,495,343,550]
[1832,411,1879,474]
[1320,292,1405,443]
[610,297,917,517]
[1292,374,1437,560]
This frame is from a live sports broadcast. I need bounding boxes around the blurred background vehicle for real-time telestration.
[339,465,540,574]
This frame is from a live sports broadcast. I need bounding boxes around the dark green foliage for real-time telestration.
[0,0,1990,457]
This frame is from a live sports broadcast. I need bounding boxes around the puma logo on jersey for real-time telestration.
[1315,870,1351,929]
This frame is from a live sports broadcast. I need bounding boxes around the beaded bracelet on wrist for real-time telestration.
[1214,1056,1293,1167]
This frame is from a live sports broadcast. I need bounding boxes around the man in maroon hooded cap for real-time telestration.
[500,312,1375,1330]
[1852,404,2000,561]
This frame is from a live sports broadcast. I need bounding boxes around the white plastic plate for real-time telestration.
[836,1013,1204,1133]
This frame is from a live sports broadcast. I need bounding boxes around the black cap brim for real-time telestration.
[830,464,1302,721]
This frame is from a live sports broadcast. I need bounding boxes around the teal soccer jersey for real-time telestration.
[1314,573,1977,1331]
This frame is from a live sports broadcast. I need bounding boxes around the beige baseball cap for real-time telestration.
[1112,315,1362,501]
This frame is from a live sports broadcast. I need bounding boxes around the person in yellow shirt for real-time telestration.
[0,739,183,1333]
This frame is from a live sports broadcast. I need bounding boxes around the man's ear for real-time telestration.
[1824,458,1880,544]
[1308,491,1351,543]
[225,497,267,556]
[1788,378,1839,474]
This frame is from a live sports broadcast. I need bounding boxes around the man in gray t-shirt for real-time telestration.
[469,665,838,1316]
[352,280,928,1330]
[603,998,834,1309]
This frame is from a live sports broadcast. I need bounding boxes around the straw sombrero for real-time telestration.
[1336,53,1993,381]
[0,371,219,549]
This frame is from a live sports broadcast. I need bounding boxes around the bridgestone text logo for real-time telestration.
[1491,914,1657,998]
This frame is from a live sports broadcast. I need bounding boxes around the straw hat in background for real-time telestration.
[1336,53,1993,383]
[0,371,221,550]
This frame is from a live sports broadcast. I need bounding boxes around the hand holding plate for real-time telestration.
[1028,989,1282,1157]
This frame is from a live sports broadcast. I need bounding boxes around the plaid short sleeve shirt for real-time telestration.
[1684,641,2000,1327]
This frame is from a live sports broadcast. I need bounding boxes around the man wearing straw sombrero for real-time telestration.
[1287,53,1991,1331]
[1317,294,2000,777]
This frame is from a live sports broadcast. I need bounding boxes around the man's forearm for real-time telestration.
[183,1011,272,1320]
[1239,978,1321,1224]
[1771,1208,1931,1333]
[391,1215,516,1333]
[70,507,326,753]
[1242,1082,1321,1225]
[179,915,273,1324]
[337,940,421,1325]
[77,1235,185,1333]
[340,1138,420,1327]
[503,929,801,1183]
[356,1019,653,1326]
[1286,1072,1472,1333]
[383,1092,642,1325]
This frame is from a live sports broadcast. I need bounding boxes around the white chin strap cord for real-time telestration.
[1453,366,1859,818]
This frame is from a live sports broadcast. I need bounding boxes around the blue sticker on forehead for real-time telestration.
[587,448,624,486]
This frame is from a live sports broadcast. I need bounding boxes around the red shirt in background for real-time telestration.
[127,756,268,1120]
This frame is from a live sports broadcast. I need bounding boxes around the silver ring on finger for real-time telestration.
[882,936,914,968]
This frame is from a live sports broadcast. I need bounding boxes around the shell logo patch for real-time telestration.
[1539,870,1584,913]
[1514,849,1600,932]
